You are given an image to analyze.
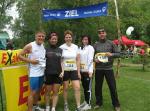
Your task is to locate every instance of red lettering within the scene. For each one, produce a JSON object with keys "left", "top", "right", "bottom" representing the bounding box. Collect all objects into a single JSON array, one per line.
[
  {"left": 16, "top": 53, "right": 20, "bottom": 62},
  {"left": 1, "top": 53, "right": 7, "bottom": 64},
  {"left": 18, "top": 75, "right": 29, "bottom": 105},
  {"left": 12, "top": 55, "right": 15, "bottom": 63}
]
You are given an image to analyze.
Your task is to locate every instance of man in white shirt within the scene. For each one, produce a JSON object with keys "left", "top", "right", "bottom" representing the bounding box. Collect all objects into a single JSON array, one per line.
[{"left": 18, "top": 31, "right": 46, "bottom": 111}]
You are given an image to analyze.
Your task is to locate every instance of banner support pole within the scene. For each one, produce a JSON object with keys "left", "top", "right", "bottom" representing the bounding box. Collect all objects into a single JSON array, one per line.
[{"left": 114, "top": 0, "right": 121, "bottom": 77}]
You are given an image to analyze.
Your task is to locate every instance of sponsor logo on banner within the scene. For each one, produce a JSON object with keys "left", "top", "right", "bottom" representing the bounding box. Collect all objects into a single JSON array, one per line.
[{"left": 0, "top": 50, "right": 27, "bottom": 67}]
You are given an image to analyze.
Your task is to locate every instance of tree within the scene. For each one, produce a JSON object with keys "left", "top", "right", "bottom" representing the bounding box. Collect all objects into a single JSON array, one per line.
[
  {"left": 12, "top": 0, "right": 150, "bottom": 48},
  {"left": 0, "top": 0, "right": 15, "bottom": 31}
]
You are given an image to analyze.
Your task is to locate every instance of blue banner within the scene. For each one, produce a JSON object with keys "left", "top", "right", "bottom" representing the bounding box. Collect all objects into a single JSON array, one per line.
[{"left": 42, "top": 2, "right": 108, "bottom": 20}]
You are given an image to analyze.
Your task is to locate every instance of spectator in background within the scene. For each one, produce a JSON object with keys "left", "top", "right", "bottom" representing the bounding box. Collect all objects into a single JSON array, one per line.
[
  {"left": 139, "top": 47, "right": 145, "bottom": 56},
  {"left": 6, "top": 39, "right": 14, "bottom": 50}
]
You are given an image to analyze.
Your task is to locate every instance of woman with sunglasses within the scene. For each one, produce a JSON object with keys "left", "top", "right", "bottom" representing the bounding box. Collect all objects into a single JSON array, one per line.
[{"left": 45, "top": 32, "right": 64, "bottom": 111}]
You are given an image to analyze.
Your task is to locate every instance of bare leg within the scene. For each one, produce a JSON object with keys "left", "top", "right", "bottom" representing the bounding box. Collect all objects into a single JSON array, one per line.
[
  {"left": 72, "top": 80, "right": 81, "bottom": 107},
  {"left": 45, "top": 85, "right": 52, "bottom": 106},
  {"left": 27, "top": 90, "right": 37, "bottom": 111},
  {"left": 52, "top": 84, "right": 61, "bottom": 108},
  {"left": 63, "top": 81, "right": 69, "bottom": 104}
]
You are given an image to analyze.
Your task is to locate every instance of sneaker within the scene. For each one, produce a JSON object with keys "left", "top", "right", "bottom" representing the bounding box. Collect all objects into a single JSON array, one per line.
[
  {"left": 64, "top": 103, "right": 69, "bottom": 111},
  {"left": 80, "top": 101, "right": 87, "bottom": 108},
  {"left": 75, "top": 105, "right": 84, "bottom": 111},
  {"left": 35, "top": 106, "right": 45, "bottom": 111},
  {"left": 82, "top": 104, "right": 91, "bottom": 110},
  {"left": 51, "top": 107, "right": 56, "bottom": 111},
  {"left": 45, "top": 106, "right": 50, "bottom": 111},
  {"left": 75, "top": 108, "right": 81, "bottom": 111},
  {"left": 94, "top": 105, "right": 101, "bottom": 109},
  {"left": 32, "top": 105, "right": 37, "bottom": 111},
  {"left": 115, "top": 107, "right": 121, "bottom": 111}
]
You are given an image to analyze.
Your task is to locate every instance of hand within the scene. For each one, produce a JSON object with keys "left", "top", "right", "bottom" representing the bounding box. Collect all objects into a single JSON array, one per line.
[
  {"left": 105, "top": 52, "right": 113, "bottom": 57},
  {"left": 95, "top": 58, "right": 100, "bottom": 63},
  {"left": 59, "top": 72, "right": 64, "bottom": 78},
  {"left": 30, "top": 59, "right": 39, "bottom": 65},
  {"left": 78, "top": 72, "right": 81, "bottom": 79},
  {"left": 88, "top": 72, "right": 93, "bottom": 78}
]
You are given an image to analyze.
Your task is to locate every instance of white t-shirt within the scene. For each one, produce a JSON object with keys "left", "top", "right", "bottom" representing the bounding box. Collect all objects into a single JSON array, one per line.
[
  {"left": 79, "top": 45, "right": 94, "bottom": 73},
  {"left": 28, "top": 41, "right": 46, "bottom": 77},
  {"left": 60, "top": 43, "right": 79, "bottom": 71}
]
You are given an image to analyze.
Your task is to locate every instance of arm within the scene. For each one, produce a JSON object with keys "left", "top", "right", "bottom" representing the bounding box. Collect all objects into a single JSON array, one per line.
[
  {"left": 59, "top": 58, "right": 64, "bottom": 78},
  {"left": 111, "top": 43, "right": 120, "bottom": 58},
  {"left": 18, "top": 44, "right": 39, "bottom": 64},
  {"left": 76, "top": 53, "right": 81, "bottom": 79},
  {"left": 93, "top": 44, "right": 101, "bottom": 63},
  {"left": 105, "top": 43, "right": 120, "bottom": 58},
  {"left": 87, "top": 46, "right": 95, "bottom": 77}
]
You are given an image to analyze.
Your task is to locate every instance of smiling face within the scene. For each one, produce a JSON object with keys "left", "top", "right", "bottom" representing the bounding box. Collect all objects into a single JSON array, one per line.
[
  {"left": 82, "top": 36, "right": 89, "bottom": 46},
  {"left": 35, "top": 32, "right": 45, "bottom": 45},
  {"left": 49, "top": 35, "right": 58, "bottom": 45},
  {"left": 65, "top": 34, "right": 72, "bottom": 44},
  {"left": 98, "top": 31, "right": 107, "bottom": 40}
]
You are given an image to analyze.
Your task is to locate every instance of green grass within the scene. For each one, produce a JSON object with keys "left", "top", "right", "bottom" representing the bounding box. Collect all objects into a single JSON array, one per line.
[
  {"left": 1, "top": 62, "right": 150, "bottom": 111},
  {"left": 54, "top": 66, "right": 150, "bottom": 111}
]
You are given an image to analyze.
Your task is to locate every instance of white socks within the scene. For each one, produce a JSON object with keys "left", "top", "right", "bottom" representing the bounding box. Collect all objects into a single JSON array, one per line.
[{"left": 51, "top": 107, "right": 56, "bottom": 111}]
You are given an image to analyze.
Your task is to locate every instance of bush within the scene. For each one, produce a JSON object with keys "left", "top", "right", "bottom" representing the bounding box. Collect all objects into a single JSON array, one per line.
[{"left": 132, "top": 55, "right": 142, "bottom": 64}]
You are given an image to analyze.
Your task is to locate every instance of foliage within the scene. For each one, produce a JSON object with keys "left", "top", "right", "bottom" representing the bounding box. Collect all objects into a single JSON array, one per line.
[
  {"left": 11, "top": 0, "right": 150, "bottom": 48},
  {"left": 118, "top": 0, "right": 150, "bottom": 44},
  {"left": 0, "top": 0, "right": 15, "bottom": 31},
  {"left": 132, "top": 54, "right": 142, "bottom": 64},
  {"left": 131, "top": 54, "right": 150, "bottom": 71}
]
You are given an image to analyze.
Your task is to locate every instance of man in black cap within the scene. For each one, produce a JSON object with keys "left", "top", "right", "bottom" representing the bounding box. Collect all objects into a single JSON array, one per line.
[{"left": 94, "top": 28, "right": 121, "bottom": 111}]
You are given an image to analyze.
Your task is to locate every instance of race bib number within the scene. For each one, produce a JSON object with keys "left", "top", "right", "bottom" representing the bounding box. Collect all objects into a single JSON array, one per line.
[
  {"left": 64, "top": 59, "right": 76, "bottom": 70},
  {"left": 95, "top": 53, "right": 108, "bottom": 63},
  {"left": 80, "top": 63, "right": 86, "bottom": 70}
]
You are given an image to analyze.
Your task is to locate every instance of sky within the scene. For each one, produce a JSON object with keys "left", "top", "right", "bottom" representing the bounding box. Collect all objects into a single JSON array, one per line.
[{"left": 3, "top": 3, "right": 19, "bottom": 39}]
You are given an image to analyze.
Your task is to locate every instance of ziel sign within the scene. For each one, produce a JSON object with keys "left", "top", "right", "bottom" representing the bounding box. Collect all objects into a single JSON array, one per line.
[{"left": 43, "top": 2, "right": 108, "bottom": 20}]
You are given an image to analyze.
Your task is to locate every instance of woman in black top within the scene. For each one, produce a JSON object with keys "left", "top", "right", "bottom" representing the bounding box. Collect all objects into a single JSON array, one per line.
[{"left": 45, "top": 32, "right": 64, "bottom": 111}]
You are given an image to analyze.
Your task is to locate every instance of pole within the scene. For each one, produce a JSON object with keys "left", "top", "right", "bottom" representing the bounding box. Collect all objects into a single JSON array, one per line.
[
  {"left": 39, "top": 0, "right": 43, "bottom": 30},
  {"left": 114, "top": 0, "right": 121, "bottom": 77}
]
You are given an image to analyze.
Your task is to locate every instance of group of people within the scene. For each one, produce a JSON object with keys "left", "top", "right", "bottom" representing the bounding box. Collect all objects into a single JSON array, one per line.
[{"left": 18, "top": 28, "right": 121, "bottom": 111}]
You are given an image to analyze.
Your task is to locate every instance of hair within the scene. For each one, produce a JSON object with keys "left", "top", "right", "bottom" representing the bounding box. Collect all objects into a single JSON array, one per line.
[
  {"left": 35, "top": 30, "right": 46, "bottom": 36},
  {"left": 64, "top": 30, "right": 73, "bottom": 37},
  {"left": 48, "top": 32, "right": 58, "bottom": 40},
  {"left": 81, "top": 35, "right": 91, "bottom": 49}
]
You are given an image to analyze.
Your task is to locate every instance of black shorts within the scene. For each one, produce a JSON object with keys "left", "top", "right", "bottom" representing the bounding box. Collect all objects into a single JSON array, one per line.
[
  {"left": 81, "top": 72, "right": 89, "bottom": 77},
  {"left": 63, "top": 71, "right": 79, "bottom": 81},
  {"left": 45, "top": 74, "right": 62, "bottom": 85}
]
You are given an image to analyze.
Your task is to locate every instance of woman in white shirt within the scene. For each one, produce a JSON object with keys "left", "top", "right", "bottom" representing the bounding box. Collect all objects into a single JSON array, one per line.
[
  {"left": 60, "top": 30, "right": 82, "bottom": 111},
  {"left": 79, "top": 35, "right": 94, "bottom": 110}
]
